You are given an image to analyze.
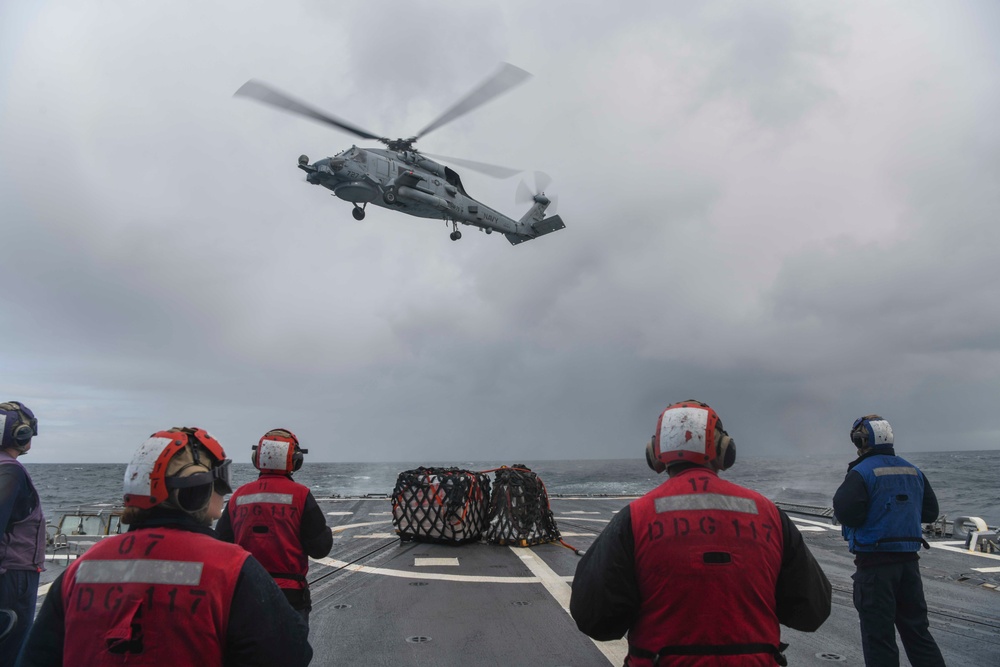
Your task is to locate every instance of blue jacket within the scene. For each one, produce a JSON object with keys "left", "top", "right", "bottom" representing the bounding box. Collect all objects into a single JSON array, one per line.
[{"left": 837, "top": 452, "right": 929, "bottom": 553}]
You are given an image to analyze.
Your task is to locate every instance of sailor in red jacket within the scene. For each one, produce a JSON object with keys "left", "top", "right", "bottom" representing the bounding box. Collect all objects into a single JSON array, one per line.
[
  {"left": 16, "top": 426, "right": 312, "bottom": 667},
  {"left": 216, "top": 429, "right": 333, "bottom": 626},
  {"left": 570, "top": 400, "right": 832, "bottom": 666}
]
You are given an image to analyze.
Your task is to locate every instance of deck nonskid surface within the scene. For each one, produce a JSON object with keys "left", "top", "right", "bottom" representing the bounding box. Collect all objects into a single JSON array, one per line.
[
  {"left": 35, "top": 497, "right": 1000, "bottom": 666},
  {"left": 305, "top": 497, "right": 1000, "bottom": 666}
]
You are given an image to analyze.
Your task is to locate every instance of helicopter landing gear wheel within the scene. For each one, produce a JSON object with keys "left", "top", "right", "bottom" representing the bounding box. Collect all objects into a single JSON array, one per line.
[
  {"left": 352, "top": 205, "right": 365, "bottom": 221},
  {"left": 485, "top": 227, "right": 492, "bottom": 235},
  {"left": 383, "top": 187, "right": 397, "bottom": 205},
  {"left": 450, "top": 231, "right": 462, "bottom": 241}
]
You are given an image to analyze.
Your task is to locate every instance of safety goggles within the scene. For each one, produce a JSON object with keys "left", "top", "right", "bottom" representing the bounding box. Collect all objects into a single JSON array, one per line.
[{"left": 166, "top": 458, "right": 233, "bottom": 496}]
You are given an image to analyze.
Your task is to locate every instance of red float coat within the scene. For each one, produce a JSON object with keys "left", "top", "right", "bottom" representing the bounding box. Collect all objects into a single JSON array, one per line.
[
  {"left": 226, "top": 474, "right": 309, "bottom": 590},
  {"left": 627, "top": 468, "right": 784, "bottom": 666},
  {"left": 59, "top": 527, "right": 249, "bottom": 666}
]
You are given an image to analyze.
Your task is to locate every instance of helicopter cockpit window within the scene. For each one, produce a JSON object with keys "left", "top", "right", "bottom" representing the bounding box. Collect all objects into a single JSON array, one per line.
[{"left": 350, "top": 148, "right": 367, "bottom": 165}]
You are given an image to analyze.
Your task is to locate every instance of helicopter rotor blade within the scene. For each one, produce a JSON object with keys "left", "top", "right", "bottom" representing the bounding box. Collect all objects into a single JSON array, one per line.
[
  {"left": 414, "top": 63, "right": 532, "bottom": 141},
  {"left": 421, "top": 153, "right": 522, "bottom": 179},
  {"left": 515, "top": 180, "right": 535, "bottom": 205},
  {"left": 516, "top": 171, "right": 557, "bottom": 212},
  {"left": 234, "top": 80, "right": 384, "bottom": 142},
  {"left": 533, "top": 171, "right": 552, "bottom": 194}
]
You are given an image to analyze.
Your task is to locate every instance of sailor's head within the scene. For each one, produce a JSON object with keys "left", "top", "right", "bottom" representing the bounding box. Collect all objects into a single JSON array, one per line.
[
  {"left": 252, "top": 428, "right": 307, "bottom": 475},
  {"left": 0, "top": 401, "right": 38, "bottom": 456},
  {"left": 850, "top": 415, "right": 893, "bottom": 454},
  {"left": 645, "top": 400, "right": 736, "bottom": 475},
  {"left": 122, "top": 427, "right": 233, "bottom": 525}
]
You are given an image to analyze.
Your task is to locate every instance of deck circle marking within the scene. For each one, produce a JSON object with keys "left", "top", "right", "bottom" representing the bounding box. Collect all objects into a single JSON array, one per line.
[{"left": 816, "top": 653, "right": 846, "bottom": 661}]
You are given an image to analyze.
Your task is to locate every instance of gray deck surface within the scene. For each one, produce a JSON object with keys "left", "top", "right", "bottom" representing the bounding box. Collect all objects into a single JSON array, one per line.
[
  {"left": 302, "top": 497, "right": 1000, "bottom": 666},
  {"left": 36, "top": 497, "right": 1000, "bottom": 665}
]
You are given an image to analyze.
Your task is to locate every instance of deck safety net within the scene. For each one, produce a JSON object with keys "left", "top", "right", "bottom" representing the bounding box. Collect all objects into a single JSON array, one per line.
[
  {"left": 484, "top": 465, "right": 562, "bottom": 547},
  {"left": 391, "top": 467, "right": 491, "bottom": 544}
]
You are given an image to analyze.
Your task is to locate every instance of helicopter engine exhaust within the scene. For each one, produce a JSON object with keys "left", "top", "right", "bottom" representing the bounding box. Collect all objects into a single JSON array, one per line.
[{"left": 396, "top": 186, "right": 450, "bottom": 212}]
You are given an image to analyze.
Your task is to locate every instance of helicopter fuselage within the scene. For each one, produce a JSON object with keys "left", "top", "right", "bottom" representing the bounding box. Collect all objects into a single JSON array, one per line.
[{"left": 300, "top": 147, "right": 524, "bottom": 237}]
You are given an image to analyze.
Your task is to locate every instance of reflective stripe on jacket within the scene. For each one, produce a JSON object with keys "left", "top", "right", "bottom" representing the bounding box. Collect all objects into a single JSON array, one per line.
[
  {"left": 842, "top": 454, "right": 926, "bottom": 553},
  {"left": 60, "top": 527, "right": 249, "bottom": 666},
  {"left": 227, "top": 474, "right": 309, "bottom": 589},
  {"left": 628, "top": 469, "right": 784, "bottom": 666}
]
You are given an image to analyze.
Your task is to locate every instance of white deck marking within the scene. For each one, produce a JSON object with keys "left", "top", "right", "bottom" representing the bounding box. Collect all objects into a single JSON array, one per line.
[
  {"left": 354, "top": 533, "right": 396, "bottom": 539},
  {"left": 560, "top": 532, "right": 597, "bottom": 537},
  {"left": 313, "top": 556, "right": 542, "bottom": 583},
  {"left": 973, "top": 566, "right": 1000, "bottom": 573},
  {"left": 553, "top": 517, "right": 610, "bottom": 523},
  {"left": 370, "top": 511, "right": 393, "bottom": 516},
  {"left": 789, "top": 516, "right": 840, "bottom": 531},
  {"left": 326, "top": 511, "right": 354, "bottom": 516},
  {"left": 511, "top": 546, "right": 628, "bottom": 666},
  {"left": 414, "top": 557, "right": 460, "bottom": 567},
  {"left": 38, "top": 582, "right": 52, "bottom": 596},
  {"left": 563, "top": 511, "right": 601, "bottom": 515},
  {"left": 330, "top": 520, "right": 393, "bottom": 533},
  {"left": 928, "top": 542, "right": 1000, "bottom": 561},
  {"left": 796, "top": 526, "right": 827, "bottom": 532}
]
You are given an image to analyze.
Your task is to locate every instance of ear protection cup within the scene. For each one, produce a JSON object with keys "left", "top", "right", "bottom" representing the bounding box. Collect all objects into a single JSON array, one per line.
[
  {"left": 0, "top": 401, "right": 37, "bottom": 448},
  {"left": 292, "top": 450, "right": 304, "bottom": 472},
  {"left": 646, "top": 436, "right": 666, "bottom": 474},
  {"left": 851, "top": 429, "right": 866, "bottom": 448},
  {"left": 173, "top": 483, "right": 214, "bottom": 513},
  {"left": 716, "top": 431, "right": 736, "bottom": 470}
]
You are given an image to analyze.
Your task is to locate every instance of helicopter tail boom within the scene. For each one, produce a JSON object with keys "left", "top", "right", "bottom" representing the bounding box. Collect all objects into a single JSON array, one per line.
[{"left": 505, "top": 200, "right": 566, "bottom": 245}]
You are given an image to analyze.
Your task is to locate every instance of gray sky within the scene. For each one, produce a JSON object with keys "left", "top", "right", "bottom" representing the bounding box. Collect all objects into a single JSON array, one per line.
[{"left": 2, "top": 1, "right": 998, "bottom": 463}]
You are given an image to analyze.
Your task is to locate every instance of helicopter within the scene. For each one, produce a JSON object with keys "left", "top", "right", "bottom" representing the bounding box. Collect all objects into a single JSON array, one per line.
[{"left": 234, "top": 63, "right": 565, "bottom": 244}]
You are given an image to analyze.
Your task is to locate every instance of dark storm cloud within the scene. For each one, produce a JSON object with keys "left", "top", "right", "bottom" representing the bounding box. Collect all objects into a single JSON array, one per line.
[{"left": 2, "top": 1, "right": 998, "bottom": 463}]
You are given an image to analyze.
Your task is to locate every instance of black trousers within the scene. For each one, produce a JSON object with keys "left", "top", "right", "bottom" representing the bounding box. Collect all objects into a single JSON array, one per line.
[
  {"left": 0, "top": 569, "right": 39, "bottom": 665},
  {"left": 852, "top": 560, "right": 946, "bottom": 667}
]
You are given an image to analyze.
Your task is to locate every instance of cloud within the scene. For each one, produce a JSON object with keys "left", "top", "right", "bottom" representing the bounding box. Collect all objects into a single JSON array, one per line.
[{"left": 2, "top": 0, "right": 998, "bottom": 462}]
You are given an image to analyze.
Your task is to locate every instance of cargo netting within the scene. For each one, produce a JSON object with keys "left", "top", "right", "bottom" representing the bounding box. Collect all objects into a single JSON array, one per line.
[
  {"left": 391, "top": 467, "right": 491, "bottom": 544},
  {"left": 484, "top": 465, "right": 562, "bottom": 547}
]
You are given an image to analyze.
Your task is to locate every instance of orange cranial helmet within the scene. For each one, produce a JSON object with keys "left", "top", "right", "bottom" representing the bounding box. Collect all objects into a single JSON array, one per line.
[
  {"left": 645, "top": 400, "right": 736, "bottom": 474},
  {"left": 123, "top": 427, "right": 232, "bottom": 510},
  {"left": 252, "top": 428, "right": 307, "bottom": 474}
]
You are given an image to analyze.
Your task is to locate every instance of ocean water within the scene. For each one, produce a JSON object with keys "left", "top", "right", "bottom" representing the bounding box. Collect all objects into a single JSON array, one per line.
[{"left": 23, "top": 450, "right": 1000, "bottom": 528}]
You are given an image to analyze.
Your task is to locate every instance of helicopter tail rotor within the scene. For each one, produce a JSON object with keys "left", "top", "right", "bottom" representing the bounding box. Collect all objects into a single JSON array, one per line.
[{"left": 515, "top": 171, "right": 557, "bottom": 214}]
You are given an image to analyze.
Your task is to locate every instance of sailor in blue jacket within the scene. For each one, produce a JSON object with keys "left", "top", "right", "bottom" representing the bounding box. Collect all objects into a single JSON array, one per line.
[{"left": 833, "top": 414, "right": 945, "bottom": 667}]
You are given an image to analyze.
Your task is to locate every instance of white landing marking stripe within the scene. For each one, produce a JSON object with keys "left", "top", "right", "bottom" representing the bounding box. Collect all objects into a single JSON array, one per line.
[
  {"left": 326, "top": 511, "right": 354, "bottom": 516},
  {"left": 973, "top": 566, "right": 1000, "bottom": 573},
  {"left": 313, "top": 556, "right": 541, "bottom": 583},
  {"left": 511, "top": 546, "right": 628, "bottom": 666},
  {"left": 797, "top": 526, "right": 827, "bottom": 533},
  {"left": 553, "top": 517, "right": 610, "bottom": 523},
  {"left": 330, "top": 520, "right": 393, "bottom": 533},
  {"left": 789, "top": 517, "right": 840, "bottom": 531},
  {"left": 560, "top": 532, "right": 597, "bottom": 537},
  {"left": 928, "top": 542, "right": 1000, "bottom": 561},
  {"left": 563, "top": 511, "right": 601, "bottom": 515},
  {"left": 414, "top": 557, "right": 459, "bottom": 567},
  {"left": 370, "top": 511, "right": 393, "bottom": 516},
  {"left": 38, "top": 582, "right": 52, "bottom": 596},
  {"left": 354, "top": 533, "right": 396, "bottom": 539}
]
